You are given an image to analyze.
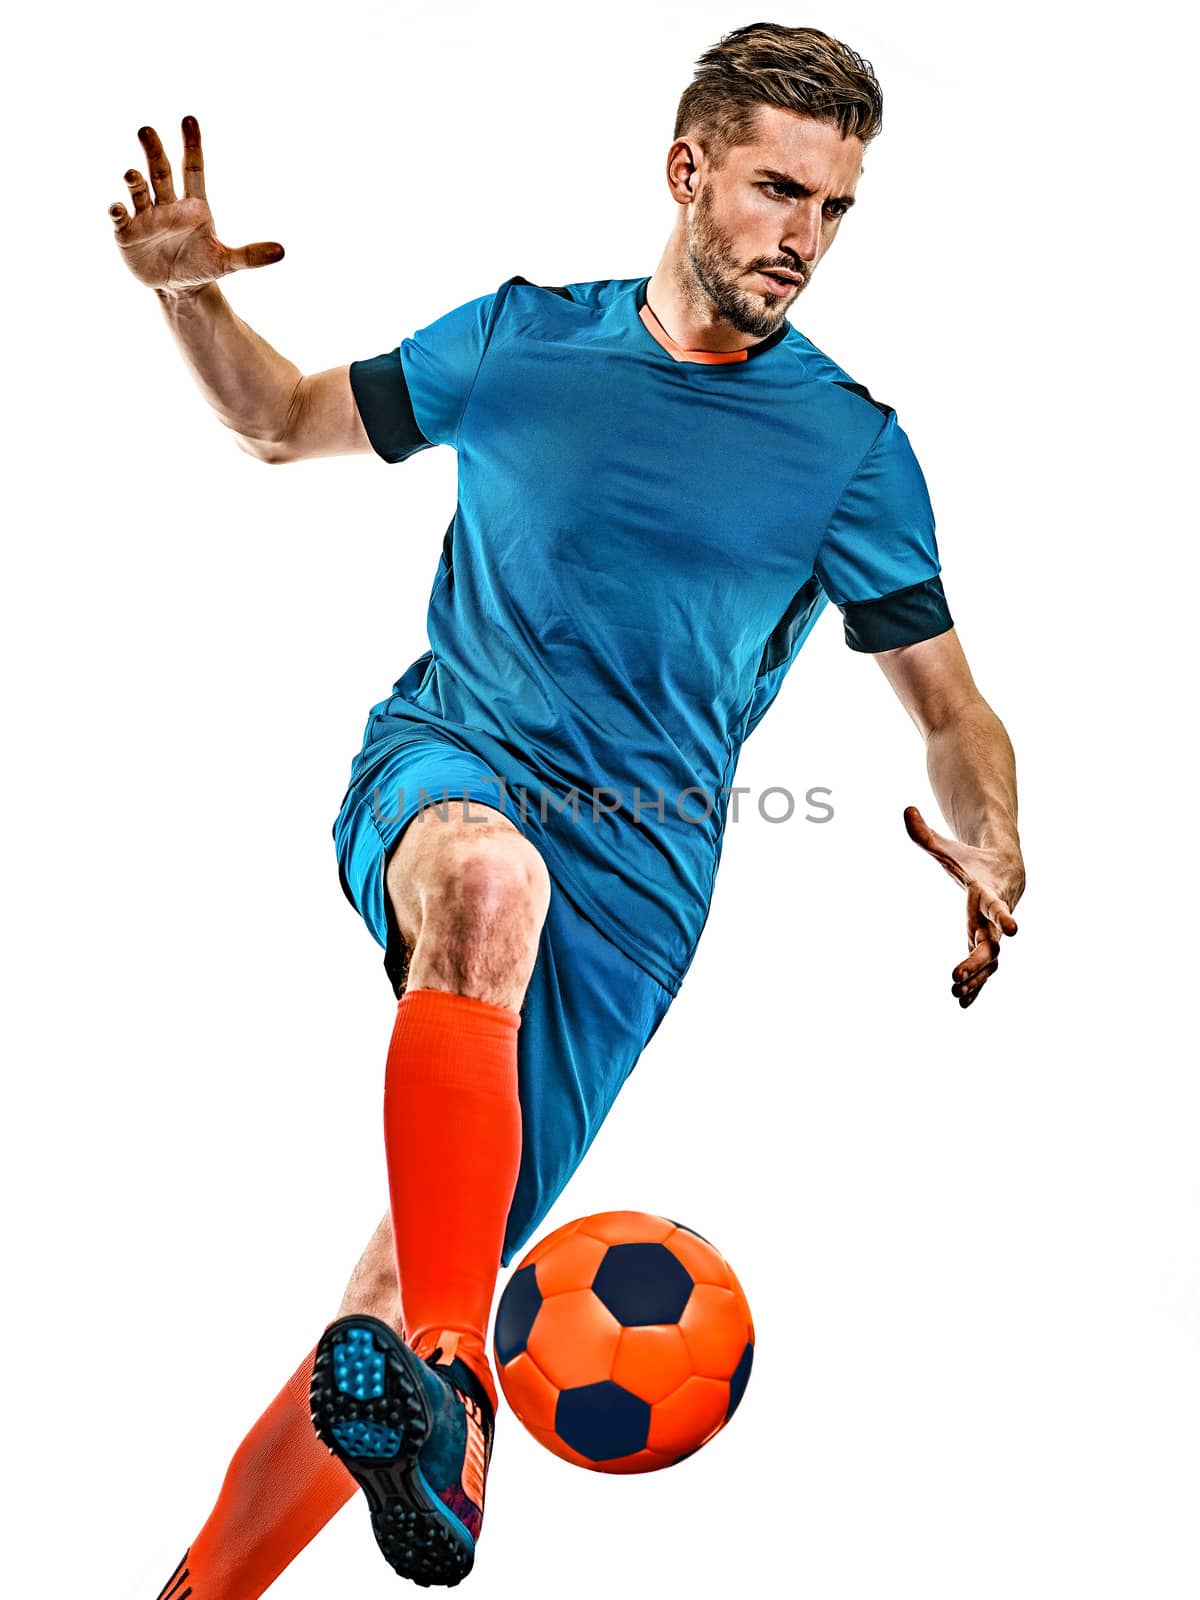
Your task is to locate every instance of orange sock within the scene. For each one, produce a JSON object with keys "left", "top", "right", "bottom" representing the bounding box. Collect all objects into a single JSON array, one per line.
[
  {"left": 384, "top": 987, "right": 523, "bottom": 1412},
  {"left": 170, "top": 1346, "right": 356, "bottom": 1600}
]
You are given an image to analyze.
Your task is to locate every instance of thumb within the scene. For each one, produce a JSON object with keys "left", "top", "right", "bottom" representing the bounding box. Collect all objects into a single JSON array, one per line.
[
  {"left": 903, "top": 805, "right": 941, "bottom": 852},
  {"left": 228, "top": 241, "right": 285, "bottom": 272},
  {"left": 904, "top": 803, "right": 971, "bottom": 888}
]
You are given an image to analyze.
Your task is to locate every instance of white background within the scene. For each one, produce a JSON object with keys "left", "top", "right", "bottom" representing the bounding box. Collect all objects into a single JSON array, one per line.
[{"left": 4, "top": 1, "right": 1196, "bottom": 1596}]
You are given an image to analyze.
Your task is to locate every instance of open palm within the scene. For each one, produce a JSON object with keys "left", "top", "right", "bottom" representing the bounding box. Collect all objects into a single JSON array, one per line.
[{"left": 109, "top": 117, "right": 283, "bottom": 293}]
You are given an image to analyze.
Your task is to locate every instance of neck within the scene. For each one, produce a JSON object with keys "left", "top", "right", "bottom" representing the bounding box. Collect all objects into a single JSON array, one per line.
[{"left": 645, "top": 236, "right": 767, "bottom": 355}]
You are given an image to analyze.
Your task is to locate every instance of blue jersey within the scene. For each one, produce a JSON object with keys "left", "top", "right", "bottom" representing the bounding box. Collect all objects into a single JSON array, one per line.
[{"left": 346, "top": 274, "right": 952, "bottom": 996}]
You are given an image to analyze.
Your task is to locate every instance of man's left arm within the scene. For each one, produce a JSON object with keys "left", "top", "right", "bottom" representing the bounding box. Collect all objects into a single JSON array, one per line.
[{"left": 874, "top": 626, "right": 1025, "bottom": 1009}]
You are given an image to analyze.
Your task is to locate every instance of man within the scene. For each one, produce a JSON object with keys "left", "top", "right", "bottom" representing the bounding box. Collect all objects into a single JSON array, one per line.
[{"left": 115, "top": 22, "right": 1024, "bottom": 1598}]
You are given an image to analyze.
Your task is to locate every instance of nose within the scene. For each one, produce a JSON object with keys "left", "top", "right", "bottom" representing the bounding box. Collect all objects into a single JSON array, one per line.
[{"left": 781, "top": 200, "right": 823, "bottom": 266}]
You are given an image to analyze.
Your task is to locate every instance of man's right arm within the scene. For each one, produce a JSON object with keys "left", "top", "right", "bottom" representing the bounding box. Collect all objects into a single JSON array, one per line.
[
  {"left": 112, "top": 116, "right": 370, "bottom": 465},
  {"left": 155, "top": 283, "right": 369, "bottom": 463}
]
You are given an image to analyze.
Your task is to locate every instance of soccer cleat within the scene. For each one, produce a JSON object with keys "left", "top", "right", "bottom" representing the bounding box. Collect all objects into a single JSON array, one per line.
[{"left": 309, "top": 1316, "right": 494, "bottom": 1588}]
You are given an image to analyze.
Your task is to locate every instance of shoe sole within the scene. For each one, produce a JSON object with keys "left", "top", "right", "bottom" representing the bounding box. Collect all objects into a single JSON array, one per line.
[{"left": 311, "top": 1315, "right": 476, "bottom": 1588}]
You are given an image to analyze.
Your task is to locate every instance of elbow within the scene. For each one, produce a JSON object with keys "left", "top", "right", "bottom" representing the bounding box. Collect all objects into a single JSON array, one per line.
[
  {"left": 235, "top": 377, "right": 308, "bottom": 464},
  {"left": 235, "top": 432, "right": 295, "bottom": 465}
]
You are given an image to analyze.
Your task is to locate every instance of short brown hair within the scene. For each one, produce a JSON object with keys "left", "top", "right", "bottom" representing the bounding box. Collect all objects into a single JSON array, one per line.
[{"left": 674, "top": 23, "right": 883, "bottom": 163}]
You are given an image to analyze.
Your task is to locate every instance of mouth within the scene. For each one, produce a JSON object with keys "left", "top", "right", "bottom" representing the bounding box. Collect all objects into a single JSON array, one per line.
[{"left": 757, "top": 269, "right": 803, "bottom": 296}]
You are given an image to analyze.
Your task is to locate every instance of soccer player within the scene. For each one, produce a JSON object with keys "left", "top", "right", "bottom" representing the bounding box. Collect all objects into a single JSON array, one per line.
[{"left": 114, "top": 23, "right": 1024, "bottom": 1598}]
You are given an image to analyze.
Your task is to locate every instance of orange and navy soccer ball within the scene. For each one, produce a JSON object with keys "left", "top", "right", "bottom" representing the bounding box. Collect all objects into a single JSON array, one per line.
[{"left": 492, "top": 1210, "right": 754, "bottom": 1473}]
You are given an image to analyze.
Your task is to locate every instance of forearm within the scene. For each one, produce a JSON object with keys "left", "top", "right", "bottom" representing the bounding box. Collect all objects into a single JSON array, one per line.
[
  {"left": 155, "top": 283, "right": 301, "bottom": 458},
  {"left": 925, "top": 699, "right": 1020, "bottom": 861}
]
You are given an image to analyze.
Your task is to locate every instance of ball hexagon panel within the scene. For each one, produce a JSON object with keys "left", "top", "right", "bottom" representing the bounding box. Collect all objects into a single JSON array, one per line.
[
  {"left": 534, "top": 1230, "right": 608, "bottom": 1297},
  {"left": 678, "top": 1283, "right": 747, "bottom": 1378},
  {"left": 526, "top": 1289, "right": 622, "bottom": 1390},
  {"left": 611, "top": 1323, "right": 693, "bottom": 1404},
  {"left": 663, "top": 1226, "right": 733, "bottom": 1289},
  {"left": 523, "top": 1217, "right": 585, "bottom": 1267},
  {"left": 577, "top": 1210, "right": 674, "bottom": 1246},
  {"left": 645, "top": 1375, "right": 730, "bottom": 1457},
  {"left": 493, "top": 1263, "right": 542, "bottom": 1364},
  {"left": 556, "top": 1380, "right": 651, "bottom": 1462},
  {"left": 499, "top": 1351, "right": 560, "bottom": 1431},
  {"left": 592, "top": 1242, "right": 694, "bottom": 1327}
]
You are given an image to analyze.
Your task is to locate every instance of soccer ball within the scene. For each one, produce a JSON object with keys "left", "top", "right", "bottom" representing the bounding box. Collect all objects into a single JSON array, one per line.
[{"left": 492, "top": 1210, "right": 754, "bottom": 1473}]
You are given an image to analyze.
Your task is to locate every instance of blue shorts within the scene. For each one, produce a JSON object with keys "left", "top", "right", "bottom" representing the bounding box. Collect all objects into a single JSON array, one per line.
[{"left": 333, "top": 736, "right": 675, "bottom": 1266}]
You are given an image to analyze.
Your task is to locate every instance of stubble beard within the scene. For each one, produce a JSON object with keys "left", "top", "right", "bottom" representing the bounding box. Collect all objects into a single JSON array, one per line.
[{"left": 680, "top": 184, "right": 805, "bottom": 339}]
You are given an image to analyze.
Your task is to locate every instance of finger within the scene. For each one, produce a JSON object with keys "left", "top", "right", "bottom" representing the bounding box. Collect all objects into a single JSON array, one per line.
[
  {"left": 979, "top": 890, "right": 1018, "bottom": 938},
  {"left": 953, "top": 958, "right": 997, "bottom": 999},
  {"left": 138, "top": 124, "right": 177, "bottom": 204},
  {"left": 181, "top": 114, "right": 206, "bottom": 201},
  {"left": 968, "top": 895, "right": 1016, "bottom": 953},
  {"left": 953, "top": 939, "right": 998, "bottom": 985},
  {"left": 966, "top": 880, "right": 984, "bottom": 948},
  {"left": 125, "top": 167, "right": 152, "bottom": 213},
  {"left": 953, "top": 933, "right": 998, "bottom": 995},
  {"left": 903, "top": 805, "right": 941, "bottom": 852},
  {"left": 904, "top": 804, "right": 971, "bottom": 888},
  {"left": 227, "top": 240, "right": 286, "bottom": 272},
  {"left": 109, "top": 200, "right": 131, "bottom": 231}
]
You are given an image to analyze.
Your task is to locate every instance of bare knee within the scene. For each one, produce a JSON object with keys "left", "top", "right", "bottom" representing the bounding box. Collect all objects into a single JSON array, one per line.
[
  {"left": 393, "top": 829, "right": 551, "bottom": 1010},
  {"left": 438, "top": 834, "right": 550, "bottom": 929}
]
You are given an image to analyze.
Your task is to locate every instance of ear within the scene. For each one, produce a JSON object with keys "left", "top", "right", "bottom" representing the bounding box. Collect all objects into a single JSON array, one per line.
[{"left": 665, "top": 138, "right": 701, "bottom": 206}]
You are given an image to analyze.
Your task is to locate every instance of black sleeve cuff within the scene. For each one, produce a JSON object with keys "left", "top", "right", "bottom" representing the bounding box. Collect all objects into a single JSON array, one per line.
[
  {"left": 349, "top": 350, "right": 433, "bottom": 463},
  {"left": 840, "top": 574, "right": 954, "bottom": 652}
]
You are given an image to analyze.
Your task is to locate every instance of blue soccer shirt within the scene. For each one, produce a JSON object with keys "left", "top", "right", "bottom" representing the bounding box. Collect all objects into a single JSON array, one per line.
[{"left": 345, "top": 274, "right": 952, "bottom": 995}]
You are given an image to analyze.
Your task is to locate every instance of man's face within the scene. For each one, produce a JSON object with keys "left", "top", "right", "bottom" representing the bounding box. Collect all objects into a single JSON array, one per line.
[{"left": 684, "top": 106, "right": 865, "bottom": 337}]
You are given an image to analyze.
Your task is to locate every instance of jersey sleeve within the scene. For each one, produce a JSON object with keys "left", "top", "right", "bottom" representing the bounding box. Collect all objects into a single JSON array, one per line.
[
  {"left": 349, "top": 289, "right": 498, "bottom": 462},
  {"left": 814, "top": 408, "right": 954, "bottom": 652}
]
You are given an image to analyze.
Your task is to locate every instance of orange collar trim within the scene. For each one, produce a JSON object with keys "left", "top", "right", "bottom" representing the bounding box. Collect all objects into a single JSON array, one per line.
[{"left": 637, "top": 303, "right": 749, "bottom": 364}]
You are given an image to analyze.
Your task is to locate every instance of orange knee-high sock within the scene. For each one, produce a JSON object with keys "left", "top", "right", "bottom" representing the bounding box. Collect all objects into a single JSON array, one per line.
[
  {"left": 384, "top": 987, "right": 523, "bottom": 1413},
  {"left": 171, "top": 1346, "right": 356, "bottom": 1600}
]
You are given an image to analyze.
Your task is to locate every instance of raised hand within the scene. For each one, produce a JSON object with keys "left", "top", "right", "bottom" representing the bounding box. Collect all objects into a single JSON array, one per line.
[
  {"left": 903, "top": 804, "right": 1023, "bottom": 1010},
  {"left": 109, "top": 116, "right": 284, "bottom": 295}
]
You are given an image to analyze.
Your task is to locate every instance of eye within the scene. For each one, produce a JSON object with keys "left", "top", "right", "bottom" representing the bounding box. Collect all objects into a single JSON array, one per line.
[
  {"left": 823, "top": 201, "right": 849, "bottom": 220},
  {"left": 758, "top": 181, "right": 793, "bottom": 200}
]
